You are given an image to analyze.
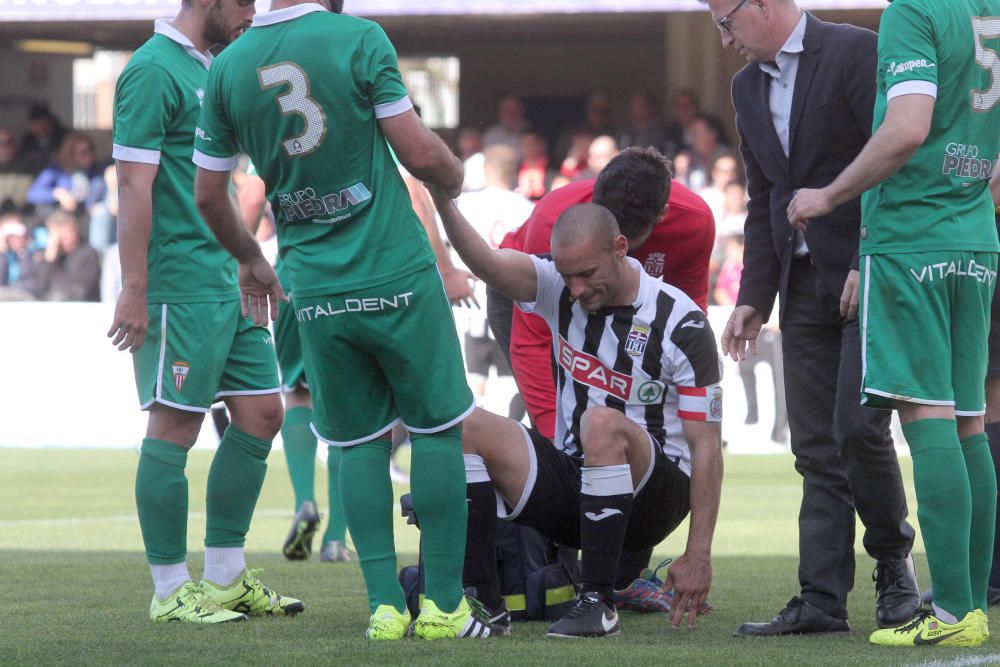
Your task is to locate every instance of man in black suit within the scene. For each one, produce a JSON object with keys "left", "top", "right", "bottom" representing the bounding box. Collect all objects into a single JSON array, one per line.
[{"left": 705, "top": 0, "right": 920, "bottom": 635}]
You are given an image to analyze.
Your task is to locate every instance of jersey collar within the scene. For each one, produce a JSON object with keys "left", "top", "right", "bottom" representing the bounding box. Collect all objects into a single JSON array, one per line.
[
  {"left": 154, "top": 19, "right": 213, "bottom": 69},
  {"left": 252, "top": 3, "right": 327, "bottom": 27}
]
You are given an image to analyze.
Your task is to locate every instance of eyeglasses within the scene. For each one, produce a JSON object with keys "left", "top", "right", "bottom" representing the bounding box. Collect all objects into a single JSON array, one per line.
[{"left": 715, "top": 0, "right": 749, "bottom": 34}]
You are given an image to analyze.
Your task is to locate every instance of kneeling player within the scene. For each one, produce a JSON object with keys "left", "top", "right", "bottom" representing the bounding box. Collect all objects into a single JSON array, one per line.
[{"left": 431, "top": 193, "right": 724, "bottom": 638}]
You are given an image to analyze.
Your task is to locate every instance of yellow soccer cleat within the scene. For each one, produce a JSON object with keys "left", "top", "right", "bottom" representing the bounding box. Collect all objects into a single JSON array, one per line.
[
  {"left": 149, "top": 581, "right": 247, "bottom": 624},
  {"left": 366, "top": 604, "right": 411, "bottom": 641},
  {"left": 976, "top": 608, "right": 989, "bottom": 642},
  {"left": 414, "top": 597, "right": 502, "bottom": 640},
  {"left": 200, "top": 568, "right": 304, "bottom": 617},
  {"left": 869, "top": 608, "right": 985, "bottom": 647}
]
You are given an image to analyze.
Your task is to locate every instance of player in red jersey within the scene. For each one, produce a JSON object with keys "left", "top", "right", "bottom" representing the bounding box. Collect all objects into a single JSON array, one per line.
[{"left": 489, "top": 147, "right": 715, "bottom": 441}]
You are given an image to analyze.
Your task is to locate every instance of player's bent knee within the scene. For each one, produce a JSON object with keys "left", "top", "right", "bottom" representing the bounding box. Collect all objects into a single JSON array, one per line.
[{"left": 580, "top": 406, "right": 627, "bottom": 448}]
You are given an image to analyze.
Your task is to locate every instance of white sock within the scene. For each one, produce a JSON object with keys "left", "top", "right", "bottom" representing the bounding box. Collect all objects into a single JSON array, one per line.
[
  {"left": 150, "top": 562, "right": 192, "bottom": 601},
  {"left": 202, "top": 547, "right": 246, "bottom": 586},
  {"left": 932, "top": 603, "right": 959, "bottom": 625}
]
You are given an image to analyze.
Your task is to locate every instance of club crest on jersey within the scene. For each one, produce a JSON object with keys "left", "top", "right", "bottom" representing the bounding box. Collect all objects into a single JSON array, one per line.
[
  {"left": 643, "top": 253, "right": 665, "bottom": 277},
  {"left": 172, "top": 361, "right": 190, "bottom": 392},
  {"left": 625, "top": 325, "right": 650, "bottom": 358}
]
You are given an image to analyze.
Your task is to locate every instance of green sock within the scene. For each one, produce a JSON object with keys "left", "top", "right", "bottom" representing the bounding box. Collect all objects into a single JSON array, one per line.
[
  {"left": 205, "top": 426, "right": 272, "bottom": 547},
  {"left": 409, "top": 426, "right": 467, "bottom": 613},
  {"left": 281, "top": 406, "right": 318, "bottom": 510},
  {"left": 961, "top": 431, "right": 997, "bottom": 611},
  {"left": 136, "top": 438, "right": 189, "bottom": 565},
  {"left": 340, "top": 439, "right": 405, "bottom": 614},
  {"left": 902, "top": 418, "right": 973, "bottom": 619},
  {"left": 322, "top": 445, "right": 348, "bottom": 544}
]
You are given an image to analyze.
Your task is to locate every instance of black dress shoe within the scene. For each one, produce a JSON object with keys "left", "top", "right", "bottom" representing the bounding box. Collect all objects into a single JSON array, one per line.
[
  {"left": 874, "top": 555, "right": 921, "bottom": 628},
  {"left": 735, "top": 597, "right": 850, "bottom": 636}
]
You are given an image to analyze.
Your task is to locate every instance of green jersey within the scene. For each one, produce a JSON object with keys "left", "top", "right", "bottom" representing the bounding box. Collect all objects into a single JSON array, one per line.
[
  {"left": 193, "top": 5, "right": 435, "bottom": 298},
  {"left": 860, "top": 0, "right": 1000, "bottom": 255},
  {"left": 113, "top": 20, "right": 238, "bottom": 303}
]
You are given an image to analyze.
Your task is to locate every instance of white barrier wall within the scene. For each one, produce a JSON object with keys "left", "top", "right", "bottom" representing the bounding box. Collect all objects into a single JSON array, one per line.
[{"left": 0, "top": 302, "right": 786, "bottom": 451}]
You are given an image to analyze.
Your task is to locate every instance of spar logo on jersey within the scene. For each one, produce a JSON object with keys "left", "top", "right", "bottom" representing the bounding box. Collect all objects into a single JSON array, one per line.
[
  {"left": 643, "top": 253, "right": 666, "bottom": 277},
  {"left": 625, "top": 325, "right": 650, "bottom": 357},
  {"left": 887, "top": 58, "right": 935, "bottom": 77},
  {"left": 172, "top": 361, "right": 190, "bottom": 392},
  {"left": 557, "top": 336, "right": 665, "bottom": 405}
]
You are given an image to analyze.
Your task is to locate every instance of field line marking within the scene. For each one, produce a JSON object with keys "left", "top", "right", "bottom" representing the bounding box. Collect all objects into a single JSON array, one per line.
[{"left": 906, "top": 654, "right": 1000, "bottom": 667}]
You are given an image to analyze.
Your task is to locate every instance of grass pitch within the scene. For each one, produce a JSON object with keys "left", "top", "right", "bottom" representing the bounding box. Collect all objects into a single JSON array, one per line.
[{"left": 0, "top": 448, "right": 994, "bottom": 666}]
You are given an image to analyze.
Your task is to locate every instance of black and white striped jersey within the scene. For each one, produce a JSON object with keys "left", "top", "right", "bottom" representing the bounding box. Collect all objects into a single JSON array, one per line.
[{"left": 517, "top": 255, "right": 722, "bottom": 476}]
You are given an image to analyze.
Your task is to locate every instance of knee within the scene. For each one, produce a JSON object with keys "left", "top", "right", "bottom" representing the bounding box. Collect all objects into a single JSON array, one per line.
[
  {"left": 580, "top": 406, "right": 626, "bottom": 457},
  {"left": 230, "top": 394, "right": 283, "bottom": 441},
  {"left": 461, "top": 409, "right": 488, "bottom": 454},
  {"left": 146, "top": 406, "right": 202, "bottom": 448}
]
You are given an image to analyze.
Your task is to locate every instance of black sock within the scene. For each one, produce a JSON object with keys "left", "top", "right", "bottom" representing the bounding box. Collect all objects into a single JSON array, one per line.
[
  {"left": 579, "top": 464, "right": 633, "bottom": 604},
  {"left": 614, "top": 547, "right": 653, "bottom": 589},
  {"left": 463, "top": 478, "right": 503, "bottom": 610},
  {"left": 986, "top": 420, "right": 1000, "bottom": 589}
]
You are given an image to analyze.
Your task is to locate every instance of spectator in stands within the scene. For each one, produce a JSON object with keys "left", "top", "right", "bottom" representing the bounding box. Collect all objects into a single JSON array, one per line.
[
  {"left": 683, "top": 114, "right": 730, "bottom": 192},
  {"left": 19, "top": 104, "right": 67, "bottom": 173},
  {"left": 556, "top": 128, "right": 595, "bottom": 187},
  {"left": 26, "top": 133, "right": 108, "bottom": 229},
  {"left": 483, "top": 94, "right": 526, "bottom": 158},
  {"left": 516, "top": 125, "right": 555, "bottom": 201},
  {"left": 664, "top": 89, "right": 701, "bottom": 157},
  {"left": 35, "top": 209, "right": 100, "bottom": 302},
  {"left": 459, "top": 127, "right": 487, "bottom": 192},
  {"left": 555, "top": 92, "right": 614, "bottom": 167},
  {"left": 0, "top": 128, "right": 34, "bottom": 211},
  {"left": 618, "top": 92, "right": 668, "bottom": 153},
  {"left": 720, "top": 180, "right": 749, "bottom": 237},
  {"left": 577, "top": 135, "right": 620, "bottom": 181},
  {"left": 699, "top": 153, "right": 742, "bottom": 225},
  {"left": 0, "top": 212, "right": 41, "bottom": 300}
]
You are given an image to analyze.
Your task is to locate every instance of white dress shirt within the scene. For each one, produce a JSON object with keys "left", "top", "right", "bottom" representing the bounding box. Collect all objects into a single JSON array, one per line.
[{"left": 760, "top": 13, "right": 809, "bottom": 256}]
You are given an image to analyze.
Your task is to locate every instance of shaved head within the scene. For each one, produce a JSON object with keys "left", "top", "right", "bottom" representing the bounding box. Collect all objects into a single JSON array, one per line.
[{"left": 551, "top": 203, "right": 621, "bottom": 253}]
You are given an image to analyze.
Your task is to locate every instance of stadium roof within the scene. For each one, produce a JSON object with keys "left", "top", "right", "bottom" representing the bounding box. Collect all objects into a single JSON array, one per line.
[{"left": 0, "top": 0, "right": 886, "bottom": 22}]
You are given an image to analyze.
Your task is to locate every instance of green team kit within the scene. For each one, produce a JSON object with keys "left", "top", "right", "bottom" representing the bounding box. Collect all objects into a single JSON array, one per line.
[
  {"left": 859, "top": 0, "right": 1000, "bottom": 414},
  {"left": 193, "top": 5, "right": 472, "bottom": 444},
  {"left": 193, "top": 4, "right": 478, "bottom": 635},
  {"left": 114, "top": 18, "right": 300, "bottom": 624},
  {"left": 113, "top": 21, "right": 279, "bottom": 412}
]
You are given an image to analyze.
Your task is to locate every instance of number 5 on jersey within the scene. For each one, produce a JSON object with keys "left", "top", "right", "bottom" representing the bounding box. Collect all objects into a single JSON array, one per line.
[{"left": 258, "top": 62, "right": 327, "bottom": 157}]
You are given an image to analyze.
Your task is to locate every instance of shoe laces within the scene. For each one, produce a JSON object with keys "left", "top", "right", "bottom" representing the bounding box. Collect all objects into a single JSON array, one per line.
[
  {"left": 894, "top": 608, "right": 932, "bottom": 634},
  {"left": 245, "top": 568, "right": 276, "bottom": 600},
  {"left": 646, "top": 557, "right": 673, "bottom": 586},
  {"left": 562, "top": 592, "right": 606, "bottom": 621}
]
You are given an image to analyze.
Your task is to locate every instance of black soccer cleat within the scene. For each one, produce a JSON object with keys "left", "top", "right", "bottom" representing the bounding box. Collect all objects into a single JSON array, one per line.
[
  {"left": 282, "top": 500, "right": 321, "bottom": 560},
  {"left": 545, "top": 591, "right": 620, "bottom": 638}
]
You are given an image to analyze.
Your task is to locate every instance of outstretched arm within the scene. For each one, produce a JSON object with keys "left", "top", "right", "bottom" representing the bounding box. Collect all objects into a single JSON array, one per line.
[{"left": 428, "top": 186, "right": 538, "bottom": 304}]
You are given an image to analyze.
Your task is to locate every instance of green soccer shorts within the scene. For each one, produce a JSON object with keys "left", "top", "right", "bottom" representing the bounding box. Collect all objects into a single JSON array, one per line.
[
  {"left": 860, "top": 251, "right": 998, "bottom": 415},
  {"left": 133, "top": 300, "right": 281, "bottom": 412},
  {"left": 273, "top": 293, "right": 308, "bottom": 393},
  {"left": 293, "top": 264, "right": 475, "bottom": 446}
]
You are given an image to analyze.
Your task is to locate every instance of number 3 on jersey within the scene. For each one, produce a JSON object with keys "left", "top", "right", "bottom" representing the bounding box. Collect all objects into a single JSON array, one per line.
[{"left": 258, "top": 62, "right": 327, "bottom": 157}]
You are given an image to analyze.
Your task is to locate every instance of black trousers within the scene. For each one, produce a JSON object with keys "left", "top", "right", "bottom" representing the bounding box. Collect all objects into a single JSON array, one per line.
[{"left": 781, "top": 257, "right": 914, "bottom": 619}]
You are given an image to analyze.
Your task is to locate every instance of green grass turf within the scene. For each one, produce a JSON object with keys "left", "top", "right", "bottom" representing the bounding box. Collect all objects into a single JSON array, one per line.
[{"left": 0, "top": 448, "right": 994, "bottom": 666}]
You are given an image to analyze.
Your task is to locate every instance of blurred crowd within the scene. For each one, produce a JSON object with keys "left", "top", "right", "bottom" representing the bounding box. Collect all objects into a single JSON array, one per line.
[{"left": 0, "top": 90, "right": 748, "bottom": 307}]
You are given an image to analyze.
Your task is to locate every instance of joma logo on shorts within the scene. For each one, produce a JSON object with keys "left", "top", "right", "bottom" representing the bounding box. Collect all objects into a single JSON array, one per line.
[
  {"left": 909, "top": 260, "right": 997, "bottom": 285},
  {"left": 296, "top": 292, "right": 414, "bottom": 321}
]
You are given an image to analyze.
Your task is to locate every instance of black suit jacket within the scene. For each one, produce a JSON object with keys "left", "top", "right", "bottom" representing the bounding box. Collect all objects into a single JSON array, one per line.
[{"left": 733, "top": 13, "right": 877, "bottom": 323}]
